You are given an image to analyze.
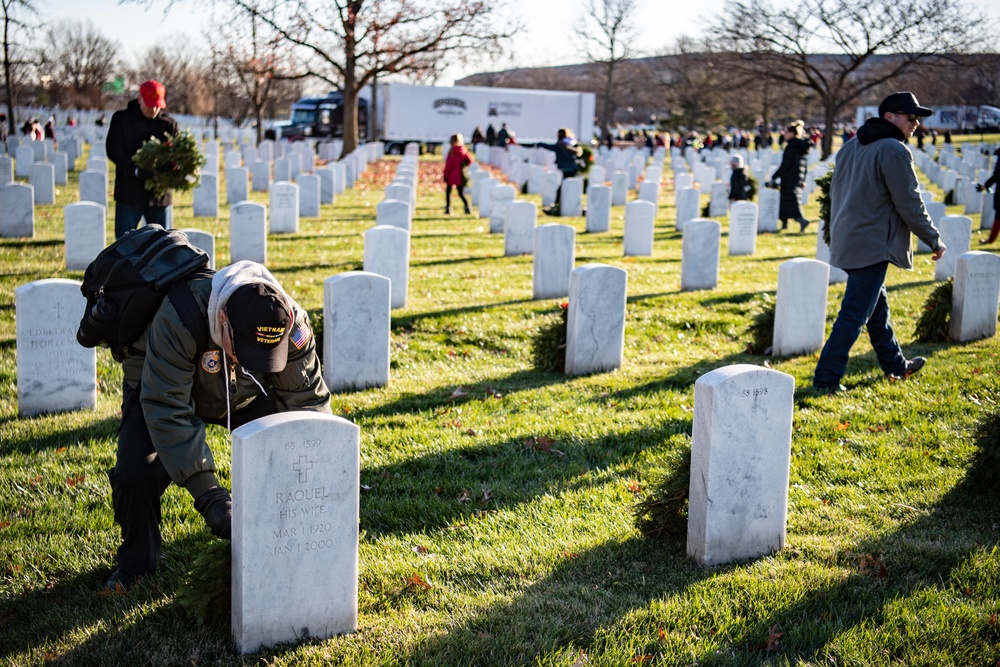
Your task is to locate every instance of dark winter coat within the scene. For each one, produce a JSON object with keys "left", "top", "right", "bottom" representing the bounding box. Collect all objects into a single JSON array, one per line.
[
  {"left": 538, "top": 139, "right": 582, "bottom": 176},
  {"left": 772, "top": 137, "right": 811, "bottom": 220},
  {"left": 443, "top": 144, "right": 472, "bottom": 186},
  {"left": 729, "top": 167, "right": 750, "bottom": 202},
  {"left": 106, "top": 99, "right": 179, "bottom": 207},
  {"left": 982, "top": 147, "right": 1000, "bottom": 215}
]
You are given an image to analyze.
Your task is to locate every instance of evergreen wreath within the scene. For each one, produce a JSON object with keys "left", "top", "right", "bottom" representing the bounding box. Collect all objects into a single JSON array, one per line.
[
  {"left": 633, "top": 445, "right": 691, "bottom": 540},
  {"left": 133, "top": 130, "right": 206, "bottom": 199},
  {"left": 745, "top": 292, "right": 776, "bottom": 354},
  {"left": 913, "top": 279, "right": 953, "bottom": 343},
  {"left": 816, "top": 168, "right": 834, "bottom": 246},
  {"left": 531, "top": 301, "right": 568, "bottom": 372}
]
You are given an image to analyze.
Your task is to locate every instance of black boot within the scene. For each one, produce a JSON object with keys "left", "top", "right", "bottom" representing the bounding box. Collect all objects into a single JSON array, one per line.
[
  {"left": 780, "top": 218, "right": 788, "bottom": 231},
  {"left": 798, "top": 217, "right": 810, "bottom": 232}
]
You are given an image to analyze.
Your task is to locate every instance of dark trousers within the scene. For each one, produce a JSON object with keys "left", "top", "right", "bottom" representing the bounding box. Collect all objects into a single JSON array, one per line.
[
  {"left": 109, "top": 381, "right": 278, "bottom": 576},
  {"left": 813, "top": 261, "right": 907, "bottom": 387},
  {"left": 445, "top": 184, "right": 468, "bottom": 210},
  {"left": 114, "top": 202, "right": 169, "bottom": 239}
]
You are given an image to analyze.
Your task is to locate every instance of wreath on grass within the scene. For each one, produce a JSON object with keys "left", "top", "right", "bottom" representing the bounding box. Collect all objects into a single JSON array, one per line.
[{"left": 133, "top": 130, "right": 206, "bottom": 199}]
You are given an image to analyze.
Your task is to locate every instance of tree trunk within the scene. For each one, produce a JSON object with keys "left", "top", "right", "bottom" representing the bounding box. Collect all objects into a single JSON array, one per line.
[
  {"left": 822, "top": 103, "right": 836, "bottom": 160},
  {"left": 602, "top": 59, "right": 614, "bottom": 128},
  {"left": 342, "top": 30, "right": 358, "bottom": 155},
  {"left": 4, "top": 13, "right": 14, "bottom": 128}
]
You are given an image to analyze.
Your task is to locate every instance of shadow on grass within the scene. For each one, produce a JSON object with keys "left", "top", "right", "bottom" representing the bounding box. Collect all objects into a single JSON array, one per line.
[
  {"left": 0, "top": 414, "right": 120, "bottom": 455},
  {"left": 360, "top": 418, "right": 692, "bottom": 538}
]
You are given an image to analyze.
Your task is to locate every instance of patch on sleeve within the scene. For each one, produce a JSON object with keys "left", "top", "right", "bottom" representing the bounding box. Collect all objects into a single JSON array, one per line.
[
  {"left": 201, "top": 350, "right": 222, "bottom": 374},
  {"left": 290, "top": 321, "right": 310, "bottom": 350}
]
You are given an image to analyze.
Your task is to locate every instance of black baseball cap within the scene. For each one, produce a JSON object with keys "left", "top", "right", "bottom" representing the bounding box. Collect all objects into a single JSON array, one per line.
[
  {"left": 226, "top": 283, "right": 291, "bottom": 373},
  {"left": 878, "top": 92, "right": 933, "bottom": 118}
]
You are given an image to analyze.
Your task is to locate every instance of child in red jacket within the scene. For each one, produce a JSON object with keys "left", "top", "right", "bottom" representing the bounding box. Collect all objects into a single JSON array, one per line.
[{"left": 443, "top": 133, "right": 472, "bottom": 214}]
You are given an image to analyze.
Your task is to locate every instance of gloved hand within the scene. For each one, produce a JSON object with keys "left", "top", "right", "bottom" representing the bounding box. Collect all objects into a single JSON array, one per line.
[
  {"left": 976, "top": 183, "right": 985, "bottom": 192},
  {"left": 194, "top": 486, "right": 232, "bottom": 540}
]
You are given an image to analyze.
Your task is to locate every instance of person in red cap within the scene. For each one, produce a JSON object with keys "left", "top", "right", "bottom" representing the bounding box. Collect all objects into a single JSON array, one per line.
[{"left": 106, "top": 79, "right": 179, "bottom": 239}]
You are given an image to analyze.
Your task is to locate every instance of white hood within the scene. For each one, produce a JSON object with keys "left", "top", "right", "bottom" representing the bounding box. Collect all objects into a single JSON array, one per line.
[{"left": 208, "top": 261, "right": 296, "bottom": 348}]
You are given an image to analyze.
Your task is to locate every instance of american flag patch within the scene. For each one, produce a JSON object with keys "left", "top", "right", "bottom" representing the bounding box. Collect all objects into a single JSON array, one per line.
[{"left": 290, "top": 321, "right": 310, "bottom": 350}]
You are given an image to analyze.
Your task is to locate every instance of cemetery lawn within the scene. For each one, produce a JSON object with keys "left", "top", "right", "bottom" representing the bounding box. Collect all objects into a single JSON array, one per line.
[{"left": 2, "top": 148, "right": 1000, "bottom": 667}]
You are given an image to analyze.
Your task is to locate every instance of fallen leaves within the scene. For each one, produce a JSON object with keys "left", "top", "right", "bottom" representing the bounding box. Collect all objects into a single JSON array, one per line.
[
  {"left": 766, "top": 623, "right": 783, "bottom": 652},
  {"left": 404, "top": 572, "right": 431, "bottom": 590},
  {"left": 66, "top": 474, "right": 85, "bottom": 487},
  {"left": 525, "top": 436, "right": 563, "bottom": 456},
  {"left": 834, "top": 421, "right": 850, "bottom": 431},
  {"left": 859, "top": 554, "right": 888, "bottom": 580}
]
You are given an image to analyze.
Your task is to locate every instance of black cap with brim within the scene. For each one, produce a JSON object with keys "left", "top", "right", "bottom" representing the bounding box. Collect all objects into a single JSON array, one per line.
[
  {"left": 878, "top": 91, "right": 933, "bottom": 118},
  {"left": 226, "top": 283, "right": 291, "bottom": 373}
]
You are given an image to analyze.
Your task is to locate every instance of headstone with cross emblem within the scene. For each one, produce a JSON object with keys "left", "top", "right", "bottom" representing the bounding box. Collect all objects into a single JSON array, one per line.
[
  {"left": 231, "top": 411, "right": 360, "bottom": 653},
  {"left": 15, "top": 279, "right": 96, "bottom": 416}
]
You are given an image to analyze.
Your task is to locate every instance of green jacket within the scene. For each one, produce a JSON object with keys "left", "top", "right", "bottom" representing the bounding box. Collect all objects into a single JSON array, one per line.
[{"left": 123, "top": 278, "right": 331, "bottom": 492}]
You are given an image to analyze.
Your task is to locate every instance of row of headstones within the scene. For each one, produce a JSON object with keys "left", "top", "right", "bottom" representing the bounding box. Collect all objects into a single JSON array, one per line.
[{"left": 374, "top": 155, "right": 418, "bottom": 231}]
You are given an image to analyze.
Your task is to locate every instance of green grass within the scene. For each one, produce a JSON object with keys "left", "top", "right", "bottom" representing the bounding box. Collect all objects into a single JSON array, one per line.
[{"left": 1, "top": 144, "right": 999, "bottom": 666}]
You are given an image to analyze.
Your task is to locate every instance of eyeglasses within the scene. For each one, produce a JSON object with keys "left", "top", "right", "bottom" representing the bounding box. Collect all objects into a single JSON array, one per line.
[{"left": 894, "top": 112, "right": 919, "bottom": 123}]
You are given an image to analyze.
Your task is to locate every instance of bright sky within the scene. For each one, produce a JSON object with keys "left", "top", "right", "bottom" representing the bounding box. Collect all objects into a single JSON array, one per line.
[{"left": 41, "top": 0, "right": 1000, "bottom": 85}]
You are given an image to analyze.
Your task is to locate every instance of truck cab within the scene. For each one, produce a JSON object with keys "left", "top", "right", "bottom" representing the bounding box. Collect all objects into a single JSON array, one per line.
[{"left": 281, "top": 92, "right": 368, "bottom": 141}]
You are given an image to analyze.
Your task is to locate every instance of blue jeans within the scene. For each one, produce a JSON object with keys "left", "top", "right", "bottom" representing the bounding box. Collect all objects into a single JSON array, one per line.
[
  {"left": 813, "top": 261, "right": 907, "bottom": 387},
  {"left": 115, "top": 202, "right": 169, "bottom": 239}
]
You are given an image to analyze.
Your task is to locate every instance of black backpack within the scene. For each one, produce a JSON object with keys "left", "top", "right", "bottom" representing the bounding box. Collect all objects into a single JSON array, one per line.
[{"left": 76, "top": 225, "right": 214, "bottom": 361}]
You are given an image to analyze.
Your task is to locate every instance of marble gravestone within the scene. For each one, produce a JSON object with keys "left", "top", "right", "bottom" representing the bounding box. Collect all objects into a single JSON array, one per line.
[
  {"left": 15, "top": 279, "right": 96, "bottom": 416},
  {"left": 675, "top": 187, "right": 700, "bottom": 231},
  {"left": 323, "top": 272, "right": 391, "bottom": 391},
  {"left": 317, "top": 166, "right": 336, "bottom": 205},
  {"left": 687, "top": 364, "right": 795, "bottom": 567},
  {"left": 376, "top": 199, "right": 411, "bottom": 231},
  {"left": 623, "top": 200, "right": 655, "bottom": 256},
  {"left": 0, "top": 182, "right": 34, "bottom": 238},
  {"left": 52, "top": 151, "right": 68, "bottom": 185},
  {"left": 64, "top": 202, "right": 106, "bottom": 271},
  {"left": 226, "top": 167, "right": 249, "bottom": 205},
  {"left": 559, "top": 178, "right": 584, "bottom": 217},
  {"left": 504, "top": 200, "right": 536, "bottom": 256},
  {"left": 251, "top": 161, "right": 270, "bottom": 192},
  {"left": 637, "top": 181, "right": 659, "bottom": 210},
  {"left": 270, "top": 182, "right": 300, "bottom": 234},
  {"left": 489, "top": 185, "right": 517, "bottom": 234},
  {"left": 949, "top": 251, "right": 1000, "bottom": 342},
  {"left": 727, "top": 201, "right": 758, "bottom": 256},
  {"left": 708, "top": 182, "right": 728, "bottom": 217},
  {"left": 681, "top": 218, "right": 720, "bottom": 291},
  {"left": 757, "top": 188, "right": 780, "bottom": 233},
  {"left": 79, "top": 171, "right": 107, "bottom": 208},
  {"left": 916, "top": 202, "right": 946, "bottom": 253},
  {"left": 363, "top": 225, "right": 410, "bottom": 309},
  {"left": 0, "top": 156, "right": 12, "bottom": 186},
  {"left": 193, "top": 173, "right": 219, "bottom": 217},
  {"left": 14, "top": 145, "right": 33, "bottom": 177},
  {"left": 231, "top": 412, "right": 359, "bottom": 654},
  {"left": 611, "top": 171, "right": 628, "bottom": 206},
  {"left": 30, "top": 163, "right": 54, "bottom": 204},
  {"left": 772, "top": 258, "right": 830, "bottom": 357},
  {"left": 980, "top": 190, "right": 995, "bottom": 231},
  {"left": 297, "top": 174, "right": 321, "bottom": 218},
  {"left": 273, "top": 158, "right": 291, "bottom": 183},
  {"left": 934, "top": 215, "right": 973, "bottom": 281},
  {"left": 533, "top": 223, "right": 576, "bottom": 300},
  {"left": 230, "top": 201, "right": 267, "bottom": 264},
  {"left": 585, "top": 184, "right": 611, "bottom": 233},
  {"left": 564, "top": 264, "right": 627, "bottom": 376},
  {"left": 179, "top": 228, "right": 216, "bottom": 269},
  {"left": 815, "top": 233, "right": 847, "bottom": 284}
]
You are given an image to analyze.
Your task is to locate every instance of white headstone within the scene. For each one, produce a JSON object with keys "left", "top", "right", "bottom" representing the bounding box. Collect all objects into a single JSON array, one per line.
[
  {"left": 727, "top": 201, "right": 758, "bottom": 256},
  {"left": 0, "top": 182, "right": 34, "bottom": 237},
  {"left": 588, "top": 165, "right": 607, "bottom": 188},
  {"left": 231, "top": 412, "right": 359, "bottom": 653},
  {"left": 489, "top": 185, "right": 517, "bottom": 234},
  {"left": 29, "top": 162, "right": 55, "bottom": 204},
  {"left": 772, "top": 258, "right": 830, "bottom": 356},
  {"left": 687, "top": 364, "right": 795, "bottom": 566},
  {"left": 981, "top": 191, "right": 995, "bottom": 231},
  {"left": 15, "top": 279, "right": 96, "bottom": 416},
  {"left": 79, "top": 170, "right": 107, "bottom": 208},
  {"left": 611, "top": 171, "right": 628, "bottom": 206},
  {"left": 323, "top": 272, "right": 391, "bottom": 391},
  {"left": 757, "top": 188, "right": 780, "bottom": 233},
  {"left": 363, "top": 225, "right": 410, "bottom": 309},
  {"left": 637, "top": 181, "right": 659, "bottom": 209},
  {"left": 949, "top": 251, "right": 1000, "bottom": 341},
  {"left": 273, "top": 158, "right": 291, "bottom": 183},
  {"left": 64, "top": 202, "right": 105, "bottom": 271},
  {"left": 193, "top": 173, "right": 219, "bottom": 217},
  {"left": 250, "top": 161, "right": 270, "bottom": 192},
  {"left": 52, "top": 151, "right": 68, "bottom": 185},
  {"left": 317, "top": 166, "right": 335, "bottom": 205},
  {"left": 935, "top": 215, "right": 973, "bottom": 281},
  {"left": 230, "top": 201, "right": 267, "bottom": 264},
  {"left": 297, "top": 174, "right": 321, "bottom": 218},
  {"left": 564, "top": 264, "right": 627, "bottom": 376},
  {"left": 681, "top": 218, "right": 720, "bottom": 291},
  {"left": 0, "top": 156, "right": 12, "bottom": 185},
  {"left": 623, "top": 200, "right": 655, "bottom": 256},
  {"left": 505, "top": 200, "right": 536, "bottom": 256},
  {"left": 675, "top": 187, "right": 700, "bottom": 231},
  {"left": 708, "top": 182, "right": 728, "bottom": 217},
  {"left": 533, "top": 223, "right": 576, "bottom": 300},
  {"left": 585, "top": 184, "right": 612, "bottom": 233},
  {"left": 179, "top": 228, "right": 216, "bottom": 269},
  {"left": 376, "top": 199, "right": 411, "bottom": 231},
  {"left": 269, "top": 182, "right": 299, "bottom": 234},
  {"left": 478, "top": 180, "right": 498, "bottom": 218},
  {"left": 226, "top": 167, "right": 249, "bottom": 205},
  {"left": 541, "top": 172, "right": 561, "bottom": 208},
  {"left": 917, "top": 202, "right": 946, "bottom": 253},
  {"left": 815, "top": 233, "right": 847, "bottom": 284},
  {"left": 15, "top": 145, "right": 33, "bottom": 177}
]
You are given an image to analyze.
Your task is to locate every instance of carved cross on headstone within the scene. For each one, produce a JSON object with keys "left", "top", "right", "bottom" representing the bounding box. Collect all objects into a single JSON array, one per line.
[{"left": 292, "top": 454, "right": 313, "bottom": 483}]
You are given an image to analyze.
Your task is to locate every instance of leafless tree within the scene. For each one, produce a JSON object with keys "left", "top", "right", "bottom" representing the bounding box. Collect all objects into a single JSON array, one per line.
[
  {"left": 36, "top": 19, "right": 119, "bottom": 109},
  {"left": 718, "top": 0, "right": 991, "bottom": 158},
  {"left": 1, "top": 0, "right": 38, "bottom": 127},
  {"left": 127, "top": 39, "right": 211, "bottom": 115},
  {"left": 573, "top": 0, "right": 637, "bottom": 129},
  {"left": 221, "top": 0, "right": 518, "bottom": 153}
]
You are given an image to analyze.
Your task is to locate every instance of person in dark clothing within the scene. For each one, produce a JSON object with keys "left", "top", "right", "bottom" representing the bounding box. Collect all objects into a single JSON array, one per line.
[
  {"left": 471, "top": 126, "right": 484, "bottom": 147},
  {"left": 44, "top": 117, "right": 56, "bottom": 147},
  {"left": 768, "top": 120, "right": 811, "bottom": 232},
  {"left": 106, "top": 80, "right": 179, "bottom": 239},
  {"left": 496, "top": 122, "right": 511, "bottom": 148},
  {"left": 538, "top": 127, "right": 583, "bottom": 215},
  {"left": 729, "top": 154, "right": 750, "bottom": 202},
  {"left": 976, "top": 146, "right": 1000, "bottom": 244},
  {"left": 0, "top": 113, "right": 7, "bottom": 143},
  {"left": 485, "top": 123, "right": 496, "bottom": 147}
]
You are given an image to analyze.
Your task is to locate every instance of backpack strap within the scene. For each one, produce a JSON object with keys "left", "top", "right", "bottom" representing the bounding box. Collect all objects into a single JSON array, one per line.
[{"left": 165, "top": 280, "right": 211, "bottom": 361}]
